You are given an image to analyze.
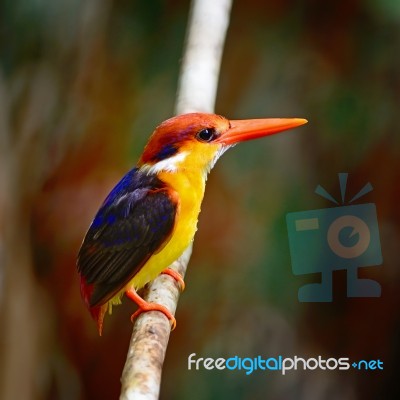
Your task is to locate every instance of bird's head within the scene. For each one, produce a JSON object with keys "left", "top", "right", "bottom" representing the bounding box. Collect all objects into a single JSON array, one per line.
[{"left": 138, "top": 113, "right": 307, "bottom": 176}]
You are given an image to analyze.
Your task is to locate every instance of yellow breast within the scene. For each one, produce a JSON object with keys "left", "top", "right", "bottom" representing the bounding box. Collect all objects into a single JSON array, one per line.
[
  {"left": 127, "top": 169, "right": 205, "bottom": 291},
  {"left": 108, "top": 142, "right": 220, "bottom": 309}
]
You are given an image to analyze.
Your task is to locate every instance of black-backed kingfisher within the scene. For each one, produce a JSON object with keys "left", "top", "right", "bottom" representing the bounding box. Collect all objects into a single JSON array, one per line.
[{"left": 77, "top": 113, "right": 307, "bottom": 335}]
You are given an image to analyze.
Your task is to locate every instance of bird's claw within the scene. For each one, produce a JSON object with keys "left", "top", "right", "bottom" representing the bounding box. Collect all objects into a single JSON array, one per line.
[
  {"left": 127, "top": 288, "right": 176, "bottom": 330},
  {"left": 161, "top": 268, "right": 185, "bottom": 291}
]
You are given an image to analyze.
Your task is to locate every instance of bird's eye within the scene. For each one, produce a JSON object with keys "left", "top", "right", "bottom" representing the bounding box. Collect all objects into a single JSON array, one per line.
[{"left": 197, "top": 128, "right": 217, "bottom": 142}]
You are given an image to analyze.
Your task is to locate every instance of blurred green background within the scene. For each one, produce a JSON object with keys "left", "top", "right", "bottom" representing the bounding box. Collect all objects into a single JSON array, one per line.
[{"left": 0, "top": 0, "right": 399, "bottom": 399}]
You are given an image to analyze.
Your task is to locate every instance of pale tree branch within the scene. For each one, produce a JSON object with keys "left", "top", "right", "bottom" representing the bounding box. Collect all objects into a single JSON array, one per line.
[
  {"left": 175, "top": 0, "right": 233, "bottom": 115},
  {"left": 119, "top": 0, "right": 233, "bottom": 399}
]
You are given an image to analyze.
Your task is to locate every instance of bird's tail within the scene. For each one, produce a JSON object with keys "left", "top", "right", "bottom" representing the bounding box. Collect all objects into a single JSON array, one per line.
[{"left": 80, "top": 277, "right": 107, "bottom": 335}]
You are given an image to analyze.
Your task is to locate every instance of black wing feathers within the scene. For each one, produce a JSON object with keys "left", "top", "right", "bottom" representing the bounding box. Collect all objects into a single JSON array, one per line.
[{"left": 77, "top": 168, "right": 178, "bottom": 306}]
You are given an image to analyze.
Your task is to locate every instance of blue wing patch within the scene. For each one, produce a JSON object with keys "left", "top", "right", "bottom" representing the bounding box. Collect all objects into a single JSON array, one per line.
[{"left": 77, "top": 168, "right": 178, "bottom": 306}]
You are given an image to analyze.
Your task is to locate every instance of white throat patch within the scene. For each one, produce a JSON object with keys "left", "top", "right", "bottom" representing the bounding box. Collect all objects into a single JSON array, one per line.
[
  {"left": 141, "top": 151, "right": 189, "bottom": 174},
  {"left": 205, "top": 145, "right": 232, "bottom": 174}
]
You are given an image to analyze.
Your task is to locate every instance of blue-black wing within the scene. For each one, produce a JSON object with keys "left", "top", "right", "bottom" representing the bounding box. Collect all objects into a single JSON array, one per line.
[{"left": 77, "top": 168, "right": 178, "bottom": 307}]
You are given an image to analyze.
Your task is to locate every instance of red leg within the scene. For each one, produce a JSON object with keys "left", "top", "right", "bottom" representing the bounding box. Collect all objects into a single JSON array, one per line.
[
  {"left": 126, "top": 288, "right": 176, "bottom": 330},
  {"left": 161, "top": 268, "right": 185, "bottom": 291}
]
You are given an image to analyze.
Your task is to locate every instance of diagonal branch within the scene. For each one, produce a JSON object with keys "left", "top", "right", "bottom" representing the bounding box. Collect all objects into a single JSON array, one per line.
[
  {"left": 119, "top": 0, "right": 233, "bottom": 399},
  {"left": 175, "top": 0, "right": 233, "bottom": 115}
]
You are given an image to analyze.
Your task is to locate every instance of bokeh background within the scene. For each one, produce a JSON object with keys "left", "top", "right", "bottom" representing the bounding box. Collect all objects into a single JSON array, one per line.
[{"left": 1, "top": 0, "right": 399, "bottom": 399}]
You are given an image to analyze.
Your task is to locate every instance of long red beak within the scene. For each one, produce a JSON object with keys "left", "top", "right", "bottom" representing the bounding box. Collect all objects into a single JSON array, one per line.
[{"left": 215, "top": 118, "right": 308, "bottom": 145}]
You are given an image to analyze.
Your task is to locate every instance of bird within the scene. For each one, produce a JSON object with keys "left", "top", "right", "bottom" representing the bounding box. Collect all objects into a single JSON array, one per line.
[{"left": 77, "top": 113, "right": 307, "bottom": 335}]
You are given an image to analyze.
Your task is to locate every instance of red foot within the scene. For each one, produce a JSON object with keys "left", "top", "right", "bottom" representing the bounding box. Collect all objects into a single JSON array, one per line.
[
  {"left": 161, "top": 268, "right": 185, "bottom": 291},
  {"left": 126, "top": 288, "right": 176, "bottom": 330}
]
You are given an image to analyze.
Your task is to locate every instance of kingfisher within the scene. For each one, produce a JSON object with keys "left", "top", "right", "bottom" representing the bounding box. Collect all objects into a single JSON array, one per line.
[{"left": 77, "top": 113, "right": 307, "bottom": 335}]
